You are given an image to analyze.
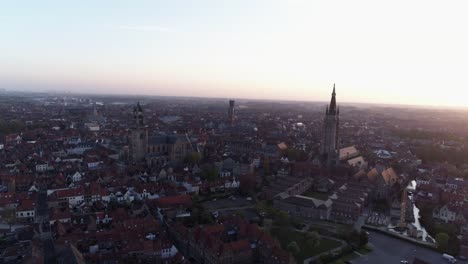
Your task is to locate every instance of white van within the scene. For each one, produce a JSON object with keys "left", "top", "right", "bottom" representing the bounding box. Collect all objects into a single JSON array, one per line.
[{"left": 442, "top": 253, "right": 456, "bottom": 263}]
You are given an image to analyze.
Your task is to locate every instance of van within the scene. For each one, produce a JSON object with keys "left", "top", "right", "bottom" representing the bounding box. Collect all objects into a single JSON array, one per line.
[{"left": 442, "top": 253, "right": 457, "bottom": 263}]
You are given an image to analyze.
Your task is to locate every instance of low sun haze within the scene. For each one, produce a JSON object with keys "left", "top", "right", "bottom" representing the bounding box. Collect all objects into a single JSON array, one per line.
[{"left": 1, "top": 0, "right": 467, "bottom": 107}]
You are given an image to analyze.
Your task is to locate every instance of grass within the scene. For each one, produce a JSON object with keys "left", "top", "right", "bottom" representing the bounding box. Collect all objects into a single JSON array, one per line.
[
  {"left": 308, "top": 222, "right": 353, "bottom": 238},
  {"left": 270, "top": 228, "right": 342, "bottom": 263},
  {"left": 356, "top": 244, "right": 373, "bottom": 254},
  {"left": 331, "top": 245, "right": 372, "bottom": 264},
  {"left": 330, "top": 252, "right": 360, "bottom": 264}
]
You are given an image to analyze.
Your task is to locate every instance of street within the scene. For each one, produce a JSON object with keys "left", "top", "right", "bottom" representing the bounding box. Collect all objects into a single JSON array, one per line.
[
  {"left": 36, "top": 190, "right": 48, "bottom": 217},
  {"left": 353, "top": 230, "right": 466, "bottom": 264}
]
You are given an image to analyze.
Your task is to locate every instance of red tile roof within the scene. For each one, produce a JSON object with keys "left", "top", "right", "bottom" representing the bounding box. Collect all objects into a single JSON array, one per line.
[
  {"left": 155, "top": 195, "right": 192, "bottom": 208},
  {"left": 17, "top": 199, "right": 35, "bottom": 211}
]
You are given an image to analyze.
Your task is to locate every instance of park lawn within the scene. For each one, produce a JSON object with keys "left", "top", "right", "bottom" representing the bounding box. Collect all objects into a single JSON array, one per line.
[
  {"left": 356, "top": 244, "right": 373, "bottom": 254},
  {"left": 271, "top": 228, "right": 342, "bottom": 263},
  {"left": 309, "top": 222, "right": 353, "bottom": 234},
  {"left": 330, "top": 244, "right": 372, "bottom": 264},
  {"left": 330, "top": 252, "right": 360, "bottom": 264}
]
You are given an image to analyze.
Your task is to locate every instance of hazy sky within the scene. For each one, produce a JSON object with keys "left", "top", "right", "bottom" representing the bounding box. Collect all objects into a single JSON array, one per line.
[{"left": 1, "top": 0, "right": 467, "bottom": 107}]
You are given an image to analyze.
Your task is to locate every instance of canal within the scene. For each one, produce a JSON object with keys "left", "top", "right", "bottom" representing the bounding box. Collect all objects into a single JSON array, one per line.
[{"left": 409, "top": 180, "right": 434, "bottom": 242}]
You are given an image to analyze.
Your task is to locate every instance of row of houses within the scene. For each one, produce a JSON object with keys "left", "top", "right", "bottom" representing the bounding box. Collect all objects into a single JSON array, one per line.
[
  {"left": 171, "top": 216, "right": 294, "bottom": 264},
  {"left": 273, "top": 182, "right": 370, "bottom": 224}
]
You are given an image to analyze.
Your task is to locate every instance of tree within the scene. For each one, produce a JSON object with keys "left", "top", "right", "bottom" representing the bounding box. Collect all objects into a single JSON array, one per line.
[
  {"left": 344, "top": 230, "right": 362, "bottom": 247},
  {"left": 435, "top": 232, "right": 450, "bottom": 252},
  {"left": 284, "top": 148, "right": 307, "bottom": 162},
  {"left": 256, "top": 200, "right": 277, "bottom": 218},
  {"left": 201, "top": 164, "right": 219, "bottom": 182},
  {"left": 359, "top": 230, "right": 369, "bottom": 246},
  {"left": 192, "top": 194, "right": 200, "bottom": 203},
  {"left": 273, "top": 211, "right": 290, "bottom": 227},
  {"left": 239, "top": 173, "right": 255, "bottom": 195},
  {"left": 263, "top": 157, "right": 271, "bottom": 176},
  {"left": 290, "top": 217, "right": 305, "bottom": 230},
  {"left": 4, "top": 209, "right": 16, "bottom": 230},
  {"left": 191, "top": 203, "right": 214, "bottom": 225},
  {"left": 185, "top": 152, "right": 201, "bottom": 165},
  {"left": 373, "top": 199, "right": 390, "bottom": 213},
  {"left": 305, "top": 231, "right": 321, "bottom": 248},
  {"left": 0, "top": 119, "right": 25, "bottom": 134},
  {"left": 234, "top": 211, "right": 246, "bottom": 219},
  {"left": 287, "top": 241, "right": 301, "bottom": 255}
]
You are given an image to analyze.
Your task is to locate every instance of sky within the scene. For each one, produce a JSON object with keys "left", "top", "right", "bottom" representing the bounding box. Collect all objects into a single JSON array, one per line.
[{"left": 1, "top": 0, "right": 468, "bottom": 107}]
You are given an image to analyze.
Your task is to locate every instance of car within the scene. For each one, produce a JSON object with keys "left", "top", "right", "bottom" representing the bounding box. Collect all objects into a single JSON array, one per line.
[
  {"left": 400, "top": 261, "right": 409, "bottom": 264},
  {"left": 246, "top": 197, "right": 252, "bottom": 201}
]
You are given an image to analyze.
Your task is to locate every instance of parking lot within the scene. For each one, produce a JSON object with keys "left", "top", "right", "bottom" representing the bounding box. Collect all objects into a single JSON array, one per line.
[
  {"left": 366, "top": 212, "right": 390, "bottom": 226},
  {"left": 202, "top": 195, "right": 254, "bottom": 212}
]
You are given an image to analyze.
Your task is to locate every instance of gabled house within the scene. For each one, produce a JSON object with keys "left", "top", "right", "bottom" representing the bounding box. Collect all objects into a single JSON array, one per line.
[
  {"left": 69, "top": 172, "right": 82, "bottom": 182},
  {"left": 54, "top": 187, "right": 85, "bottom": 208},
  {"left": 364, "top": 165, "right": 400, "bottom": 200},
  {"left": 224, "top": 177, "right": 240, "bottom": 189},
  {"left": 35, "top": 163, "right": 49, "bottom": 172},
  {"left": 15, "top": 199, "right": 35, "bottom": 223},
  {"left": 433, "top": 204, "right": 459, "bottom": 223}
]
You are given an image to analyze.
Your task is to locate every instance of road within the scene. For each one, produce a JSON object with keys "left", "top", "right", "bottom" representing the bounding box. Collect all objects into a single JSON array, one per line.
[
  {"left": 353, "top": 230, "right": 466, "bottom": 264},
  {"left": 36, "top": 187, "right": 57, "bottom": 263},
  {"left": 36, "top": 190, "right": 48, "bottom": 217}
]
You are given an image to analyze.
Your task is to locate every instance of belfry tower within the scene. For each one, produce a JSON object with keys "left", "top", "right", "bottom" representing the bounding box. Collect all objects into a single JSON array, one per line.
[
  {"left": 228, "top": 100, "right": 235, "bottom": 125},
  {"left": 320, "top": 84, "right": 340, "bottom": 166},
  {"left": 129, "top": 102, "right": 148, "bottom": 161}
]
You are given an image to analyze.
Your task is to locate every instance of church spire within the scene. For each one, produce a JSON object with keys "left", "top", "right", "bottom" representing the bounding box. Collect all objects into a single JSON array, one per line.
[
  {"left": 329, "top": 84, "right": 337, "bottom": 114},
  {"left": 134, "top": 102, "right": 144, "bottom": 127}
]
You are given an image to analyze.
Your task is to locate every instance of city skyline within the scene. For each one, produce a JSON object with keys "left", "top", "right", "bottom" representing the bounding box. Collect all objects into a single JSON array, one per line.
[{"left": 1, "top": 0, "right": 468, "bottom": 107}]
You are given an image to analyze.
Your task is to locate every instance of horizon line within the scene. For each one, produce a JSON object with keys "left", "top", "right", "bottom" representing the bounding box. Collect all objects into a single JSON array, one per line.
[{"left": 3, "top": 88, "right": 468, "bottom": 111}]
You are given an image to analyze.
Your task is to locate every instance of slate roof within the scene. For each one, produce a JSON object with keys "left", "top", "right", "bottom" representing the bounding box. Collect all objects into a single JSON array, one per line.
[
  {"left": 148, "top": 134, "right": 190, "bottom": 145},
  {"left": 339, "top": 145, "right": 359, "bottom": 160},
  {"left": 282, "top": 195, "right": 332, "bottom": 209},
  {"left": 348, "top": 156, "right": 365, "bottom": 167}
]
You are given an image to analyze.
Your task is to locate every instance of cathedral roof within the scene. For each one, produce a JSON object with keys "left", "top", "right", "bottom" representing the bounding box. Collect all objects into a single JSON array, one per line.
[{"left": 148, "top": 134, "right": 191, "bottom": 145}]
